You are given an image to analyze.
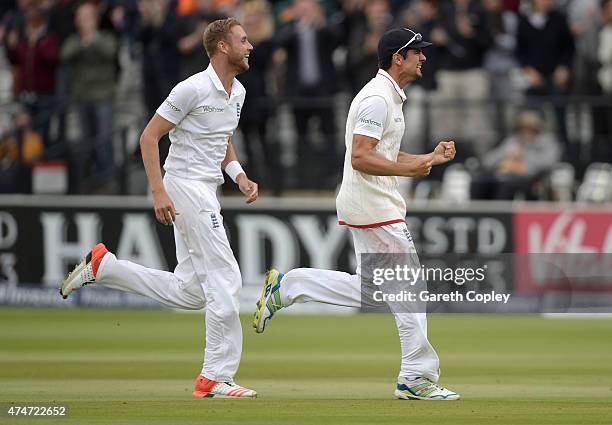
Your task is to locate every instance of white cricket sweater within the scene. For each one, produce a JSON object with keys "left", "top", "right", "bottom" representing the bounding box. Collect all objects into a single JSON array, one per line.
[{"left": 336, "top": 69, "right": 407, "bottom": 227}]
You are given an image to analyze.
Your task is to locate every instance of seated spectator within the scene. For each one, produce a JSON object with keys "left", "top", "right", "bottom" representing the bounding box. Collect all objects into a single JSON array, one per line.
[
  {"left": 60, "top": 2, "right": 118, "bottom": 192},
  {"left": 471, "top": 110, "right": 561, "bottom": 200}
]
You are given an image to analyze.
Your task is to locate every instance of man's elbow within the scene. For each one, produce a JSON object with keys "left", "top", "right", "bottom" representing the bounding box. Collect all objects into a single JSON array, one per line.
[
  {"left": 351, "top": 153, "right": 364, "bottom": 172},
  {"left": 139, "top": 132, "right": 155, "bottom": 149}
]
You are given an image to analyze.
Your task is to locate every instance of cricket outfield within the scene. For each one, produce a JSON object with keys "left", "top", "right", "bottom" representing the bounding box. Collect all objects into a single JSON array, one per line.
[{"left": 1, "top": 308, "right": 611, "bottom": 424}]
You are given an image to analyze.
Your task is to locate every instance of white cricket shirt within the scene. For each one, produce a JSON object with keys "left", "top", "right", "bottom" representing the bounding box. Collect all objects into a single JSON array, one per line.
[
  {"left": 336, "top": 69, "right": 407, "bottom": 227},
  {"left": 156, "top": 64, "right": 246, "bottom": 184}
]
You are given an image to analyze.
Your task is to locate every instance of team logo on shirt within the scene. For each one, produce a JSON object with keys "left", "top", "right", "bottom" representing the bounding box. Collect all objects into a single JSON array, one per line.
[
  {"left": 210, "top": 213, "right": 220, "bottom": 229},
  {"left": 395, "top": 117, "right": 403, "bottom": 123},
  {"left": 402, "top": 227, "right": 413, "bottom": 242},
  {"left": 359, "top": 118, "right": 382, "bottom": 127},
  {"left": 199, "top": 105, "right": 225, "bottom": 113}
]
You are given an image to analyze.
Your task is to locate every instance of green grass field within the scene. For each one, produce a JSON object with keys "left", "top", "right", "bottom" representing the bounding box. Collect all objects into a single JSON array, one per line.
[{"left": 1, "top": 308, "right": 611, "bottom": 425}]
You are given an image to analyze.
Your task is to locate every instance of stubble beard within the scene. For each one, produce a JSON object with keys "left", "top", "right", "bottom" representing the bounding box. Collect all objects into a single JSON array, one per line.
[{"left": 231, "top": 56, "right": 249, "bottom": 74}]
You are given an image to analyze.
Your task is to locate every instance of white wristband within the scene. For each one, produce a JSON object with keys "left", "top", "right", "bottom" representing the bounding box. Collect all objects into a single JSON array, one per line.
[{"left": 225, "top": 160, "right": 245, "bottom": 183}]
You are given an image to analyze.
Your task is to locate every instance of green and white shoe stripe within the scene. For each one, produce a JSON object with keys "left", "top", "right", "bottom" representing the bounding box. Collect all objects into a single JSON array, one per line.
[
  {"left": 396, "top": 378, "right": 460, "bottom": 400},
  {"left": 266, "top": 280, "right": 282, "bottom": 313},
  {"left": 253, "top": 269, "right": 284, "bottom": 333}
]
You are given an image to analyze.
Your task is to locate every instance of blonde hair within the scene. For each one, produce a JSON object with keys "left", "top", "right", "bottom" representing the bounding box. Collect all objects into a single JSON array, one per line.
[{"left": 203, "top": 17, "right": 242, "bottom": 58}]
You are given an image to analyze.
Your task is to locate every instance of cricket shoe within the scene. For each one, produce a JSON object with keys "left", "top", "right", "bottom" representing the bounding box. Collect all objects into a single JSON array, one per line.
[
  {"left": 395, "top": 377, "right": 460, "bottom": 400},
  {"left": 60, "top": 243, "right": 109, "bottom": 299},
  {"left": 192, "top": 375, "right": 257, "bottom": 398},
  {"left": 253, "top": 269, "right": 283, "bottom": 333}
]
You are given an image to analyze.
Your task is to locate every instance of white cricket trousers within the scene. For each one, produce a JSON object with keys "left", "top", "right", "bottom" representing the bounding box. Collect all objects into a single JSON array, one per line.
[
  {"left": 95, "top": 175, "right": 242, "bottom": 382},
  {"left": 280, "top": 222, "right": 440, "bottom": 382}
]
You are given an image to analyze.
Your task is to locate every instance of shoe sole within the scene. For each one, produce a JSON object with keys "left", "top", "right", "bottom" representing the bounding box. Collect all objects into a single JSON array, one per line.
[
  {"left": 394, "top": 389, "right": 460, "bottom": 400},
  {"left": 193, "top": 391, "right": 257, "bottom": 399},
  {"left": 253, "top": 270, "right": 277, "bottom": 333},
  {"left": 59, "top": 252, "right": 92, "bottom": 299}
]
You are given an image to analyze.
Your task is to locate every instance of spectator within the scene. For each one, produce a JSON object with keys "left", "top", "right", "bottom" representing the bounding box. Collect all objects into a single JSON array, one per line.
[
  {"left": 61, "top": 2, "right": 118, "bottom": 192},
  {"left": 237, "top": 0, "right": 281, "bottom": 193},
  {"left": 47, "top": 0, "right": 78, "bottom": 44},
  {"left": 400, "top": 0, "right": 443, "bottom": 92},
  {"left": 432, "top": 0, "right": 494, "bottom": 155},
  {"left": 6, "top": 0, "right": 60, "bottom": 146},
  {"left": 345, "top": 0, "right": 392, "bottom": 94},
  {"left": 176, "top": 0, "right": 225, "bottom": 80},
  {"left": 597, "top": 0, "right": 612, "bottom": 162},
  {"left": 0, "top": 1, "right": 22, "bottom": 40},
  {"left": 0, "top": 107, "right": 44, "bottom": 193},
  {"left": 138, "top": 0, "right": 181, "bottom": 118},
  {"left": 276, "top": 0, "right": 342, "bottom": 188},
  {"left": 471, "top": 110, "right": 561, "bottom": 200},
  {"left": 516, "top": 0, "right": 574, "bottom": 152},
  {"left": 333, "top": 0, "right": 368, "bottom": 48},
  {"left": 47, "top": 0, "right": 78, "bottom": 156},
  {"left": 137, "top": 0, "right": 181, "bottom": 164},
  {"left": 396, "top": 0, "right": 444, "bottom": 154},
  {"left": 482, "top": 0, "right": 519, "bottom": 139},
  {"left": 482, "top": 0, "right": 518, "bottom": 101},
  {"left": 0, "top": 2, "right": 17, "bottom": 21},
  {"left": 566, "top": 0, "right": 606, "bottom": 153}
]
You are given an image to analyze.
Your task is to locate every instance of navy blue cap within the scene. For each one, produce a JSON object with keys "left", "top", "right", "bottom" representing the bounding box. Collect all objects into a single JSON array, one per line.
[{"left": 377, "top": 28, "right": 432, "bottom": 62}]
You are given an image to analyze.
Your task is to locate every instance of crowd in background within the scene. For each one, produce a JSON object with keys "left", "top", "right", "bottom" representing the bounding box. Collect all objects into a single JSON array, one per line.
[{"left": 0, "top": 0, "right": 611, "bottom": 200}]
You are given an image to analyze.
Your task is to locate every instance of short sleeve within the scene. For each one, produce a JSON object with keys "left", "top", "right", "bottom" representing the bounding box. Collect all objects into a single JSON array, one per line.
[
  {"left": 353, "top": 95, "right": 388, "bottom": 140},
  {"left": 156, "top": 80, "right": 198, "bottom": 125}
]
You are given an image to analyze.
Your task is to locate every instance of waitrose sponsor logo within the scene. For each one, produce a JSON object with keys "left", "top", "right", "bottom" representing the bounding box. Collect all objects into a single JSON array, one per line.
[
  {"left": 359, "top": 118, "right": 382, "bottom": 127},
  {"left": 164, "top": 100, "right": 181, "bottom": 112},
  {"left": 200, "top": 105, "right": 225, "bottom": 113}
]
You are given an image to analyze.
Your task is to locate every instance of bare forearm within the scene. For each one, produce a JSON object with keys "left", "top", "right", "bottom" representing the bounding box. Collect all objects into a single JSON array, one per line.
[
  {"left": 221, "top": 140, "right": 239, "bottom": 170},
  {"left": 352, "top": 151, "right": 414, "bottom": 177},
  {"left": 398, "top": 151, "right": 433, "bottom": 164},
  {"left": 140, "top": 134, "right": 165, "bottom": 193},
  {"left": 351, "top": 134, "right": 432, "bottom": 177}
]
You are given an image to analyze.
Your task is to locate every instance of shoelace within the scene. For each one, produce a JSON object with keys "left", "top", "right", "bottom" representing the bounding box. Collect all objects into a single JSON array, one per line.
[
  {"left": 428, "top": 381, "right": 445, "bottom": 391},
  {"left": 409, "top": 378, "right": 444, "bottom": 394}
]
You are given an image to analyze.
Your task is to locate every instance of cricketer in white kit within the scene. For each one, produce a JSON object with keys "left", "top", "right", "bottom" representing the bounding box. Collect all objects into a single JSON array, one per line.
[
  {"left": 254, "top": 28, "right": 461, "bottom": 400},
  {"left": 60, "top": 18, "right": 259, "bottom": 399}
]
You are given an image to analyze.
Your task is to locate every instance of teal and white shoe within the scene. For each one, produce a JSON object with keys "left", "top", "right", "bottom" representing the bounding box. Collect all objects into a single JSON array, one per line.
[
  {"left": 395, "top": 377, "right": 460, "bottom": 400},
  {"left": 253, "top": 269, "right": 283, "bottom": 334}
]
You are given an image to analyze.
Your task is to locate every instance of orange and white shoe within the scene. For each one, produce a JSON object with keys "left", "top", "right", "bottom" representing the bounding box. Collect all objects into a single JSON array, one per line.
[
  {"left": 60, "top": 243, "right": 109, "bottom": 299},
  {"left": 192, "top": 375, "right": 257, "bottom": 399}
]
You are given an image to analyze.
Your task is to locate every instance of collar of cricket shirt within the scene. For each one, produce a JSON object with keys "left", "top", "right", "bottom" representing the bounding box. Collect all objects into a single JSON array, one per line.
[
  {"left": 205, "top": 64, "right": 242, "bottom": 99},
  {"left": 376, "top": 69, "right": 407, "bottom": 103}
]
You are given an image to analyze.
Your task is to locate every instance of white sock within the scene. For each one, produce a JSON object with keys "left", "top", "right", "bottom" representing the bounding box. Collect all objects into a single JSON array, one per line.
[{"left": 398, "top": 376, "right": 423, "bottom": 384}]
